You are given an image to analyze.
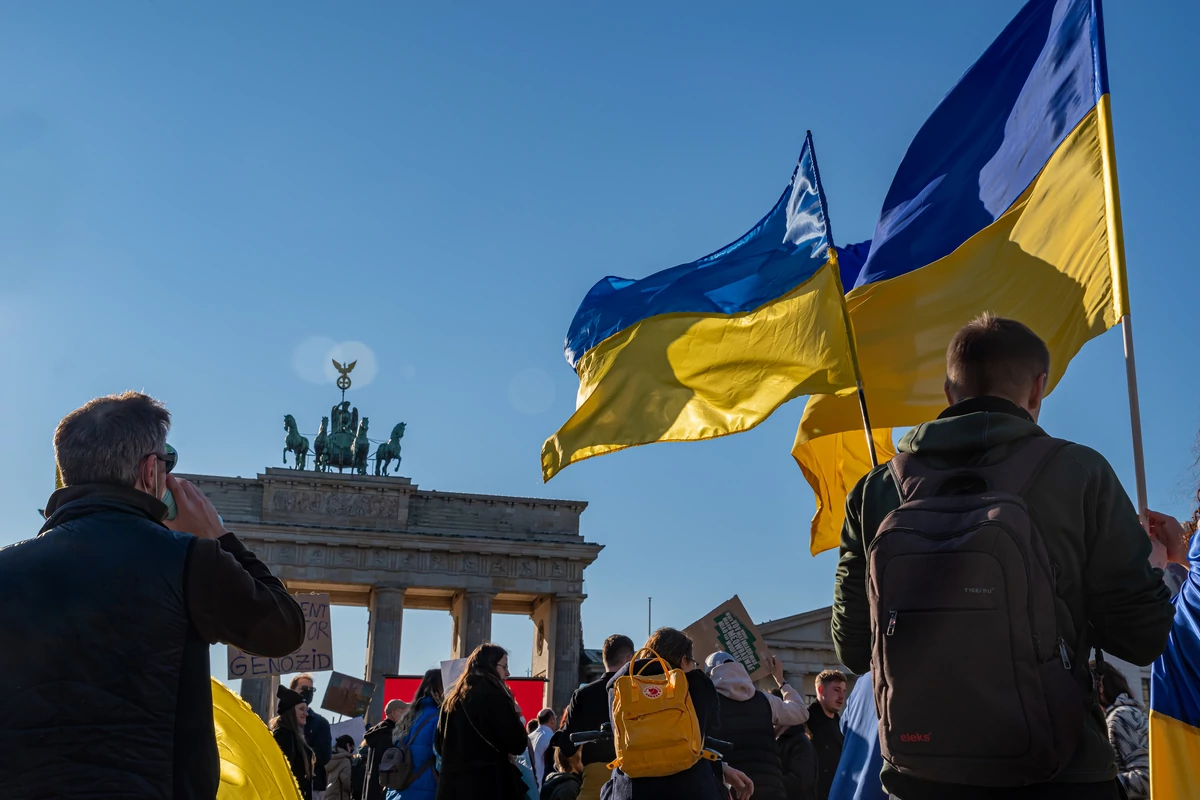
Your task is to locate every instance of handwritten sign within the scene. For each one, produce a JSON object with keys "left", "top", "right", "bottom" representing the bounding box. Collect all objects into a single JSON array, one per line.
[
  {"left": 683, "top": 594, "right": 774, "bottom": 683},
  {"left": 227, "top": 593, "right": 333, "bottom": 679},
  {"left": 322, "top": 671, "right": 376, "bottom": 718}
]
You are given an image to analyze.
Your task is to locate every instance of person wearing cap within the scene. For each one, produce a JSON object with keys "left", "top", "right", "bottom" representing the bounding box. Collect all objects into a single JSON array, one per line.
[
  {"left": 273, "top": 685, "right": 316, "bottom": 800},
  {"left": 0, "top": 392, "right": 305, "bottom": 800},
  {"left": 706, "top": 652, "right": 809, "bottom": 800}
]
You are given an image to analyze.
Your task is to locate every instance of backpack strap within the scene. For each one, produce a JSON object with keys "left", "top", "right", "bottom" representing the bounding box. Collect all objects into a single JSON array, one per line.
[{"left": 889, "top": 435, "right": 1067, "bottom": 501}]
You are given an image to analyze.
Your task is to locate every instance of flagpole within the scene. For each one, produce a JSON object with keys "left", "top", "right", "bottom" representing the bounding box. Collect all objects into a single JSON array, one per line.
[
  {"left": 1093, "top": 0, "right": 1149, "bottom": 520},
  {"left": 807, "top": 130, "right": 879, "bottom": 468},
  {"left": 1096, "top": 95, "right": 1147, "bottom": 519}
]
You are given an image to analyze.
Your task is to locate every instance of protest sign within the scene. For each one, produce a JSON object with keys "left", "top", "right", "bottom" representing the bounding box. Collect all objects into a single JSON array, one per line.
[
  {"left": 322, "top": 672, "right": 376, "bottom": 718},
  {"left": 227, "top": 593, "right": 333, "bottom": 679},
  {"left": 683, "top": 594, "right": 774, "bottom": 683},
  {"left": 329, "top": 716, "right": 366, "bottom": 747},
  {"left": 441, "top": 658, "right": 467, "bottom": 692}
]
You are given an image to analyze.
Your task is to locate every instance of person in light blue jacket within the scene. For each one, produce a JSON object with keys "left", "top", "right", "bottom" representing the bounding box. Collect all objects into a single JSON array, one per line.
[
  {"left": 387, "top": 668, "right": 444, "bottom": 800},
  {"left": 828, "top": 673, "right": 886, "bottom": 800}
]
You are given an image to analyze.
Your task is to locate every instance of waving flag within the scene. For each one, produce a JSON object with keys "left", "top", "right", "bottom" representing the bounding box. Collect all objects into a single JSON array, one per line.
[
  {"left": 1150, "top": 535, "right": 1200, "bottom": 799},
  {"left": 213, "top": 679, "right": 302, "bottom": 800},
  {"left": 543, "top": 133, "right": 857, "bottom": 481},
  {"left": 795, "top": 0, "right": 1127, "bottom": 552}
]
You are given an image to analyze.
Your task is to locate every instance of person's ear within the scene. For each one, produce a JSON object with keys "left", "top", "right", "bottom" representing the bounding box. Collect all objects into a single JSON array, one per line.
[
  {"left": 944, "top": 378, "right": 956, "bottom": 407},
  {"left": 135, "top": 454, "right": 156, "bottom": 494}
]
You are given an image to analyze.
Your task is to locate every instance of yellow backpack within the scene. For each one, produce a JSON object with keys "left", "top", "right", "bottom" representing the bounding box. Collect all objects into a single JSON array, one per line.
[{"left": 608, "top": 648, "right": 704, "bottom": 778}]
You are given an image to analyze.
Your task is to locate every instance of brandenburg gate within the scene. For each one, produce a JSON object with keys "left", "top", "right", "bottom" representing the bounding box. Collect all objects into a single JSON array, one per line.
[
  {"left": 180, "top": 363, "right": 602, "bottom": 720},
  {"left": 186, "top": 468, "right": 601, "bottom": 720}
]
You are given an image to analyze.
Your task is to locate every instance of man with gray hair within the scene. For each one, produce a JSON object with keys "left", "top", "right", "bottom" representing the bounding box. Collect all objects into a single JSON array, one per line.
[{"left": 0, "top": 392, "right": 305, "bottom": 800}]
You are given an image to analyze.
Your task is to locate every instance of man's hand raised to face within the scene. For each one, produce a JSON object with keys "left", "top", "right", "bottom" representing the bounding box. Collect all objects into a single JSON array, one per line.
[{"left": 164, "top": 475, "right": 226, "bottom": 540}]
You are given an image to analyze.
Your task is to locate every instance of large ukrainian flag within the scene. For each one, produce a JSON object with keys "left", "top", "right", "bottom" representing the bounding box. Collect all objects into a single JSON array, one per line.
[
  {"left": 1150, "top": 535, "right": 1200, "bottom": 799},
  {"left": 794, "top": 0, "right": 1128, "bottom": 553},
  {"left": 543, "top": 133, "right": 857, "bottom": 481}
]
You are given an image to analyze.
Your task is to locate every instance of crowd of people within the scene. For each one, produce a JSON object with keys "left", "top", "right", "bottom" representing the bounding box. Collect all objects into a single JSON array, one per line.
[{"left": 1, "top": 312, "right": 1196, "bottom": 799}]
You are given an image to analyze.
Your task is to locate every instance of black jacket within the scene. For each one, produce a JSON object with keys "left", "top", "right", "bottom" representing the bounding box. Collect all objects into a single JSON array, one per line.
[
  {"left": 274, "top": 726, "right": 314, "bottom": 800},
  {"left": 601, "top": 660, "right": 725, "bottom": 800},
  {"left": 777, "top": 725, "right": 818, "bottom": 800},
  {"left": 0, "top": 484, "right": 304, "bottom": 800},
  {"left": 436, "top": 679, "right": 530, "bottom": 800},
  {"left": 560, "top": 671, "right": 618, "bottom": 766},
  {"left": 833, "top": 398, "right": 1174, "bottom": 797},
  {"left": 714, "top": 691, "right": 787, "bottom": 800},
  {"left": 541, "top": 771, "right": 582, "bottom": 800},
  {"left": 305, "top": 709, "right": 334, "bottom": 790},
  {"left": 362, "top": 719, "right": 395, "bottom": 800},
  {"left": 805, "top": 702, "right": 842, "bottom": 800}
]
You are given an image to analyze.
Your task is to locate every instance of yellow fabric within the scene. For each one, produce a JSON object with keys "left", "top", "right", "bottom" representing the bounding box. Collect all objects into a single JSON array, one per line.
[
  {"left": 579, "top": 761, "right": 613, "bottom": 800},
  {"left": 795, "top": 105, "right": 1118, "bottom": 555},
  {"left": 1150, "top": 709, "right": 1200, "bottom": 799},
  {"left": 543, "top": 260, "right": 857, "bottom": 481},
  {"left": 213, "top": 678, "right": 302, "bottom": 800},
  {"left": 1096, "top": 95, "right": 1131, "bottom": 319},
  {"left": 793, "top": 428, "right": 896, "bottom": 555},
  {"left": 610, "top": 651, "right": 703, "bottom": 778}
]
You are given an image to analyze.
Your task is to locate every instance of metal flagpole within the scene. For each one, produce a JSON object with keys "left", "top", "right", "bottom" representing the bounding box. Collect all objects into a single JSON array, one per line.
[
  {"left": 807, "top": 130, "right": 879, "bottom": 468},
  {"left": 1097, "top": 94, "right": 1148, "bottom": 520}
]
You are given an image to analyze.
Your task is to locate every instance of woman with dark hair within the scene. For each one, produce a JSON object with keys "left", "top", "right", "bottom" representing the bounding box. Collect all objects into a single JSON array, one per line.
[
  {"left": 1090, "top": 659, "right": 1149, "bottom": 800},
  {"left": 272, "top": 685, "right": 315, "bottom": 800},
  {"left": 388, "top": 668, "right": 445, "bottom": 800},
  {"left": 435, "top": 644, "right": 531, "bottom": 800},
  {"left": 602, "top": 628, "right": 753, "bottom": 800}
]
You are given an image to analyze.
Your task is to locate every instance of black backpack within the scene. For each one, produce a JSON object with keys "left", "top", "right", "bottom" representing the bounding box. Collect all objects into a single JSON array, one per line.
[
  {"left": 378, "top": 714, "right": 435, "bottom": 791},
  {"left": 867, "top": 436, "right": 1084, "bottom": 786}
]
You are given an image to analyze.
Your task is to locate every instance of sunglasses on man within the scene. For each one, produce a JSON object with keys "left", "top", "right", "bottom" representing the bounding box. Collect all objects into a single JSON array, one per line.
[{"left": 148, "top": 444, "right": 178, "bottom": 474}]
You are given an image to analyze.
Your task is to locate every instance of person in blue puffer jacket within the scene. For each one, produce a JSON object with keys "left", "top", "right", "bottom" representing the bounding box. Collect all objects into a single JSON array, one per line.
[{"left": 387, "top": 668, "right": 444, "bottom": 800}]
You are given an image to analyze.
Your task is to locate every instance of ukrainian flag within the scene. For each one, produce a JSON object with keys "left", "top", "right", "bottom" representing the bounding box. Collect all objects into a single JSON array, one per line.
[
  {"left": 1150, "top": 535, "right": 1200, "bottom": 799},
  {"left": 794, "top": 0, "right": 1128, "bottom": 553},
  {"left": 543, "top": 133, "right": 857, "bottom": 481}
]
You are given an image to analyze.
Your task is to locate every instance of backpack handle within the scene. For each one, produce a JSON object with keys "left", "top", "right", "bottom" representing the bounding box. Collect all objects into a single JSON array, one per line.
[{"left": 630, "top": 647, "right": 674, "bottom": 680}]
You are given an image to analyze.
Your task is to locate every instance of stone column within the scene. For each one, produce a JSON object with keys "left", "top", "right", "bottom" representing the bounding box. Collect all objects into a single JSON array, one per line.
[
  {"left": 530, "top": 596, "right": 556, "bottom": 682},
  {"left": 240, "top": 674, "right": 280, "bottom": 722},
  {"left": 366, "top": 586, "right": 405, "bottom": 723},
  {"left": 548, "top": 595, "right": 583, "bottom": 712},
  {"left": 451, "top": 590, "right": 494, "bottom": 659}
]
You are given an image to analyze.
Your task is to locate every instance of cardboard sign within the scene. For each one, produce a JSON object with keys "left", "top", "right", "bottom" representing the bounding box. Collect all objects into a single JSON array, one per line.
[
  {"left": 683, "top": 594, "right": 774, "bottom": 683},
  {"left": 322, "top": 671, "right": 376, "bottom": 718},
  {"left": 227, "top": 593, "right": 333, "bottom": 679}
]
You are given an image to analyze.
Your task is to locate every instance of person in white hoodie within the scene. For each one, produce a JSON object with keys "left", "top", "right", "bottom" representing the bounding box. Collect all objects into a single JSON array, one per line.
[{"left": 706, "top": 652, "right": 809, "bottom": 800}]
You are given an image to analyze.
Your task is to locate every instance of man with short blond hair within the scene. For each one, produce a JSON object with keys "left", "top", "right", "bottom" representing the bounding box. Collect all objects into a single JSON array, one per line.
[
  {"left": 833, "top": 315, "right": 1174, "bottom": 799},
  {"left": 0, "top": 391, "right": 305, "bottom": 799}
]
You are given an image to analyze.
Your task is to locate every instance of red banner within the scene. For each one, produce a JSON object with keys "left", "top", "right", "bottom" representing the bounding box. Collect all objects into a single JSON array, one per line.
[{"left": 384, "top": 675, "right": 548, "bottom": 722}]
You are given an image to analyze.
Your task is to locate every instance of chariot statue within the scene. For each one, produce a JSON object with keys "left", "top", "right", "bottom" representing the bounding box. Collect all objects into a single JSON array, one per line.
[{"left": 283, "top": 358, "right": 406, "bottom": 476}]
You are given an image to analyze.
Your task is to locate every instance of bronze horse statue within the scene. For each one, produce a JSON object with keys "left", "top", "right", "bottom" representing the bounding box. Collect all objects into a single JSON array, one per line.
[
  {"left": 351, "top": 417, "right": 371, "bottom": 475},
  {"left": 283, "top": 414, "right": 309, "bottom": 470},
  {"left": 374, "top": 422, "right": 406, "bottom": 475},
  {"left": 313, "top": 417, "right": 329, "bottom": 472}
]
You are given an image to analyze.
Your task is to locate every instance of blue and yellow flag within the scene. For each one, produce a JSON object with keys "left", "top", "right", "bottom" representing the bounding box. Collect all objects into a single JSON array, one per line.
[
  {"left": 543, "top": 133, "right": 857, "bottom": 481},
  {"left": 1150, "top": 536, "right": 1200, "bottom": 799},
  {"left": 794, "top": 0, "right": 1127, "bottom": 553}
]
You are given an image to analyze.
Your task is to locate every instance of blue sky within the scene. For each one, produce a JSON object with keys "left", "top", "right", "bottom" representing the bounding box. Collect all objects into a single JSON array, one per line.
[{"left": 3, "top": 1, "right": 1199, "bottom": 709}]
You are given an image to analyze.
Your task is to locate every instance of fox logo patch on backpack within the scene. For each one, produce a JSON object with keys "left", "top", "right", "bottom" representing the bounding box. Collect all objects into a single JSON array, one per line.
[
  {"left": 868, "top": 436, "right": 1085, "bottom": 787},
  {"left": 609, "top": 648, "right": 703, "bottom": 779}
]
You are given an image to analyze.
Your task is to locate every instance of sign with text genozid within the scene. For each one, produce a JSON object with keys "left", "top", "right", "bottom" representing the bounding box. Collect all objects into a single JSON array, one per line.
[{"left": 227, "top": 593, "right": 333, "bottom": 679}]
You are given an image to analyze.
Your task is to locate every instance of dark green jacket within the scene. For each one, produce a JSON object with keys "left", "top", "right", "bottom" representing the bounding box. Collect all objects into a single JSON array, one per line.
[{"left": 832, "top": 397, "right": 1174, "bottom": 797}]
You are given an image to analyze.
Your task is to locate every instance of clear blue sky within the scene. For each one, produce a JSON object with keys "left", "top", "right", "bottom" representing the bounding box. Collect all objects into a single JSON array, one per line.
[{"left": 3, "top": 1, "right": 1198, "bottom": 708}]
